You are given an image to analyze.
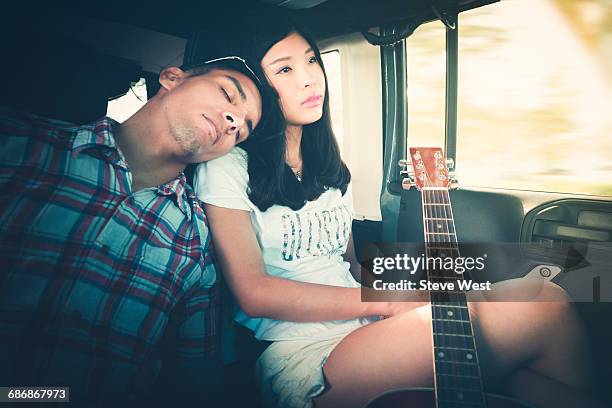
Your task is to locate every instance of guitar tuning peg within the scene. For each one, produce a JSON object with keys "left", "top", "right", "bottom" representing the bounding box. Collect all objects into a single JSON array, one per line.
[
  {"left": 448, "top": 172, "right": 459, "bottom": 190},
  {"left": 398, "top": 159, "right": 412, "bottom": 168},
  {"left": 400, "top": 170, "right": 414, "bottom": 176},
  {"left": 445, "top": 158, "right": 455, "bottom": 170},
  {"left": 402, "top": 176, "right": 415, "bottom": 190}
]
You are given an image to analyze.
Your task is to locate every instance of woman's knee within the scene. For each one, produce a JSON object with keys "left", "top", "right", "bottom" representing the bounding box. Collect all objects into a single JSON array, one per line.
[
  {"left": 536, "top": 281, "right": 571, "bottom": 302},
  {"left": 534, "top": 282, "right": 582, "bottom": 332}
]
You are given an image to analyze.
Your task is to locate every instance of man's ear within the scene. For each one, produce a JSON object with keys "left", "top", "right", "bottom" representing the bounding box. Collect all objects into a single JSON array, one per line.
[{"left": 159, "top": 67, "right": 188, "bottom": 92}]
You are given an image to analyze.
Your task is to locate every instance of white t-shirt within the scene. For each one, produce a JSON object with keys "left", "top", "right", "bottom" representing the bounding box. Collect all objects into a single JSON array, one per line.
[{"left": 194, "top": 147, "right": 372, "bottom": 341}]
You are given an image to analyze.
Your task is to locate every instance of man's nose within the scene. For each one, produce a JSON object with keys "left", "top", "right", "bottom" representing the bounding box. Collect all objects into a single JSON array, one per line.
[{"left": 222, "top": 111, "right": 244, "bottom": 134}]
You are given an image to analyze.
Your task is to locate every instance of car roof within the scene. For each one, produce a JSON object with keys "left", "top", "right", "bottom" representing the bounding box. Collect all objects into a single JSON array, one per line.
[
  {"left": 0, "top": 0, "right": 496, "bottom": 123},
  {"left": 46, "top": 0, "right": 498, "bottom": 39}
]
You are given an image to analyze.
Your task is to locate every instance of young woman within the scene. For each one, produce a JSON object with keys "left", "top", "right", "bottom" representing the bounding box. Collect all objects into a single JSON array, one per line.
[{"left": 194, "top": 13, "right": 597, "bottom": 408}]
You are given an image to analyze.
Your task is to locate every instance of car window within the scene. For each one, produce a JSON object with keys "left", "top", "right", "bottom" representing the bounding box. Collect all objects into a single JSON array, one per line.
[
  {"left": 107, "top": 77, "right": 148, "bottom": 123},
  {"left": 406, "top": 18, "right": 446, "bottom": 150},
  {"left": 406, "top": 0, "right": 612, "bottom": 196},
  {"left": 319, "top": 36, "right": 384, "bottom": 221}
]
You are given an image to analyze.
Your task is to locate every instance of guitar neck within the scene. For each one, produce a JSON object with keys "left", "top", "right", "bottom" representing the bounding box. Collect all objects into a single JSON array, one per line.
[{"left": 420, "top": 186, "right": 488, "bottom": 408}]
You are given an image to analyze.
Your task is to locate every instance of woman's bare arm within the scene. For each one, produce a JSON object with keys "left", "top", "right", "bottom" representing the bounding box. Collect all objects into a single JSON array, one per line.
[
  {"left": 204, "top": 204, "right": 426, "bottom": 321},
  {"left": 343, "top": 233, "right": 362, "bottom": 283}
]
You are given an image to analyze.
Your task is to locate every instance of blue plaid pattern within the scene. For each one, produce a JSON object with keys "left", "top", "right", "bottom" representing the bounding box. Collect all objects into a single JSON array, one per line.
[{"left": 0, "top": 106, "right": 221, "bottom": 401}]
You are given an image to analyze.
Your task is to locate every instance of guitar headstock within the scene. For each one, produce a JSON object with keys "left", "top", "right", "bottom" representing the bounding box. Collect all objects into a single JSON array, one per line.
[{"left": 401, "top": 147, "right": 456, "bottom": 191}]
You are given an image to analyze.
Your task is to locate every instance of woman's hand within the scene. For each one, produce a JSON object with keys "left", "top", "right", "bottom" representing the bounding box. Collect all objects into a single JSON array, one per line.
[{"left": 379, "top": 301, "right": 429, "bottom": 319}]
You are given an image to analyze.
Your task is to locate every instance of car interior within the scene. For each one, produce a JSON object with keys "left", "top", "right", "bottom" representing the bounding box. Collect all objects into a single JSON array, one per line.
[{"left": 3, "top": 0, "right": 611, "bottom": 406}]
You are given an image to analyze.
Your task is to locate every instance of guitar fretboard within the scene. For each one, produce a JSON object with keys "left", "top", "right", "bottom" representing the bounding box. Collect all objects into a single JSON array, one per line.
[{"left": 421, "top": 187, "right": 487, "bottom": 408}]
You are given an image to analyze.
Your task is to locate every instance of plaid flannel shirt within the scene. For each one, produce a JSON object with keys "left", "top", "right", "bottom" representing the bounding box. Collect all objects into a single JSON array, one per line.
[{"left": 0, "top": 106, "right": 221, "bottom": 401}]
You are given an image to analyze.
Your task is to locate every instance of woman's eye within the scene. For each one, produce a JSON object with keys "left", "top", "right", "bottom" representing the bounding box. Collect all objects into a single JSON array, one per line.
[
  {"left": 308, "top": 56, "right": 318, "bottom": 64},
  {"left": 277, "top": 66, "right": 291, "bottom": 74}
]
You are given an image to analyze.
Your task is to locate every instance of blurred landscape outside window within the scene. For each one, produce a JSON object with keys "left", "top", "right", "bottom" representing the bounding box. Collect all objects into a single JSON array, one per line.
[{"left": 406, "top": 0, "right": 612, "bottom": 195}]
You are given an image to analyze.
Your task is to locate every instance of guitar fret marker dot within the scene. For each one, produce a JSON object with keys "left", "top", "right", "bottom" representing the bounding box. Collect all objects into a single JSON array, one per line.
[
  {"left": 457, "top": 392, "right": 464, "bottom": 400},
  {"left": 466, "top": 353, "right": 473, "bottom": 360},
  {"left": 437, "top": 351, "right": 445, "bottom": 358},
  {"left": 447, "top": 311, "right": 454, "bottom": 317}
]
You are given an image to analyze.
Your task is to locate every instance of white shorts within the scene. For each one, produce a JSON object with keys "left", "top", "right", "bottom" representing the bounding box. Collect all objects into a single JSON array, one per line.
[{"left": 255, "top": 334, "right": 347, "bottom": 408}]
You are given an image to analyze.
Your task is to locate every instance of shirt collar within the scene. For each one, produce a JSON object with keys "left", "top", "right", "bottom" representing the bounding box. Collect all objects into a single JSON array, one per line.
[
  {"left": 72, "top": 117, "right": 118, "bottom": 151},
  {"left": 72, "top": 117, "right": 193, "bottom": 218},
  {"left": 72, "top": 117, "right": 128, "bottom": 168},
  {"left": 156, "top": 173, "right": 193, "bottom": 219}
]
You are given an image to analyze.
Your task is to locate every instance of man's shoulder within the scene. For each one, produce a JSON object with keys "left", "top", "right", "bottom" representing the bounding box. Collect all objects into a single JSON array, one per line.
[{"left": 0, "top": 105, "right": 82, "bottom": 151}]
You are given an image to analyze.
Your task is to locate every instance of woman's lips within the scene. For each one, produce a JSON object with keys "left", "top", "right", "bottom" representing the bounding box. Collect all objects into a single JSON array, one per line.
[{"left": 301, "top": 94, "right": 323, "bottom": 107}]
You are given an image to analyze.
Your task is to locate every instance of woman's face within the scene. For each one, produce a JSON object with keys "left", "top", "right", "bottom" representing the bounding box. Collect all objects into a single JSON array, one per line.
[{"left": 261, "top": 32, "right": 326, "bottom": 127}]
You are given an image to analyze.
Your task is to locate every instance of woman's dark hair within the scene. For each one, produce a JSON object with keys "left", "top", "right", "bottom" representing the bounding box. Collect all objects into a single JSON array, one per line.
[{"left": 240, "top": 9, "right": 351, "bottom": 212}]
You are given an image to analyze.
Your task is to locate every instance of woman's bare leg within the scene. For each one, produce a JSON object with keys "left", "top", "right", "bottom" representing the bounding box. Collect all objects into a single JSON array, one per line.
[
  {"left": 471, "top": 280, "right": 591, "bottom": 389},
  {"left": 313, "top": 281, "right": 595, "bottom": 408},
  {"left": 470, "top": 285, "right": 597, "bottom": 407},
  {"left": 315, "top": 303, "right": 436, "bottom": 407}
]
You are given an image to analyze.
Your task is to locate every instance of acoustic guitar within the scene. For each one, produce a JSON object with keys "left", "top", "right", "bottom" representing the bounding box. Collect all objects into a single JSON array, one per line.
[{"left": 366, "top": 147, "right": 530, "bottom": 408}]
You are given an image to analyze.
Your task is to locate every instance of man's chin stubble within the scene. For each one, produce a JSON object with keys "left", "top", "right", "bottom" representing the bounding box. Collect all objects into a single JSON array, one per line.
[{"left": 171, "top": 125, "right": 202, "bottom": 157}]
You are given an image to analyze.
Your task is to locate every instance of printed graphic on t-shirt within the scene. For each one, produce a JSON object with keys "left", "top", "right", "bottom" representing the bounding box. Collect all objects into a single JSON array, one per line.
[{"left": 281, "top": 204, "right": 352, "bottom": 261}]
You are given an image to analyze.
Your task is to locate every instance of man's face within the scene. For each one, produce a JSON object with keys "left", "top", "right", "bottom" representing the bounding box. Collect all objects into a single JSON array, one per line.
[{"left": 159, "top": 68, "right": 262, "bottom": 163}]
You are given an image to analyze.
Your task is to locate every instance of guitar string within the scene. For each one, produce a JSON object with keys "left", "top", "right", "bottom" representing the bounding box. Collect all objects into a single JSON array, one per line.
[
  {"left": 434, "top": 179, "right": 463, "bottom": 399},
  {"left": 445, "top": 181, "right": 480, "bottom": 401},
  {"left": 424, "top": 165, "right": 441, "bottom": 396},
  {"left": 436, "top": 157, "right": 484, "bottom": 405},
  {"left": 424, "top": 165, "right": 459, "bottom": 400},
  {"left": 423, "top": 153, "right": 480, "bottom": 403},
  {"left": 437, "top": 172, "right": 472, "bottom": 401},
  {"left": 445, "top": 185, "right": 487, "bottom": 405},
  {"left": 424, "top": 170, "right": 448, "bottom": 394},
  {"left": 419, "top": 162, "right": 452, "bottom": 406},
  {"left": 438, "top": 180, "right": 464, "bottom": 398},
  {"left": 431, "top": 180, "right": 451, "bottom": 391},
  {"left": 423, "top": 164, "right": 445, "bottom": 401}
]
